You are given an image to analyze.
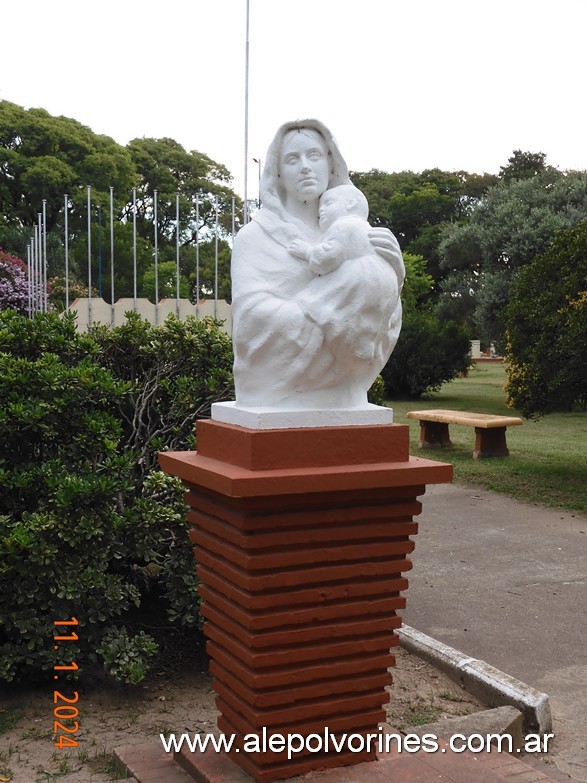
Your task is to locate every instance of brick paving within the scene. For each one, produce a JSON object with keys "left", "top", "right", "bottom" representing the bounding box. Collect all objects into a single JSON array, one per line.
[{"left": 115, "top": 741, "right": 565, "bottom": 783}]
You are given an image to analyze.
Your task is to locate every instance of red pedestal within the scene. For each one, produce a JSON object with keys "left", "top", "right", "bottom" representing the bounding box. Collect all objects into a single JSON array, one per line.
[{"left": 159, "top": 420, "right": 452, "bottom": 783}]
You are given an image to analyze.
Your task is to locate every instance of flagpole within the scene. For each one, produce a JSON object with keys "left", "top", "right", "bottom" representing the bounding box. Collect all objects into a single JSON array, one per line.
[
  {"left": 42, "top": 199, "right": 47, "bottom": 312},
  {"left": 175, "top": 192, "right": 180, "bottom": 317},
  {"left": 64, "top": 194, "right": 69, "bottom": 310},
  {"left": 132, "top": 187, "right": 137, "bottom": 312},
  {"left": 97, "top": 205, "right": 102, "bottom": 298},
  {"left": 37, "top": 213, "right": 43, "bottom": 312},
  {"left": 232, "top": 196, "right": 236, "bottom": 244},
  {"left": 214, "top": 195, "right": 219, "bottom": 318},
  {"left": 110, "top": 186, "right": 115, "bottom": 325},
  {"left": 87, "top": 185, "right": 92, "bottom": 326},
  {"left": 195, "top": 194, "right": 200, "bottom": 317},
  {"left": 154, "top": 189, "right": 159, "bottom": 324},
  {"left": 27, "top": 244, "right": 32, "bottom": 317},
  {"left": 244, "top": 0, "right": 250, "bottom": 224},
  {"left": 32, "top": 229, "right": 38, "bottom": 313}
]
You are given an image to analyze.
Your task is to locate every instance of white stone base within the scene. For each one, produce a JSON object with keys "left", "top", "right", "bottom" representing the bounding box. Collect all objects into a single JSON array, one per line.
[{"left": 211, "top": 401, "right": 394, "bottom": 430}]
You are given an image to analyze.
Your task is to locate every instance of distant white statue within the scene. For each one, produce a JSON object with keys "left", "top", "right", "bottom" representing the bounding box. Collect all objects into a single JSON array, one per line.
[{"left": 230, "top": 119, "right": 404, "bottom": 410}]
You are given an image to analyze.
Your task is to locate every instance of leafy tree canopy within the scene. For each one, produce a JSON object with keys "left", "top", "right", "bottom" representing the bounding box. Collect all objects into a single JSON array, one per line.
[
  {"left": 505, "top": 220, "right": 587, "bottom": 417},
  {"left": 436, "top": 159, "right": 587, "bottom": 347},
  {"left": 440, "top": 168, "right": 587, "bottom": 274},
  {"left": 127, "top": 137, "right": 241, "bottom": 245},
  {"left": 181, "top": 238, "right": 232, "bottom": 303},
  {"left": 499, "top": 149, "right": 551, "bottom": 182},
  {"left": 381, "top": 313, "right": 471, "bottom": 399},
  {"left": 351, "top": 168, "right": 497, "bottom": 282},
  {"left": 401, "top": 252, "right": 434, "bottom": 314},
  {"left": 0, "top": 100, "right": 137, "bottom": 232},
  {"left": 142, "top": 260, "right": 190, "bottom": 302},
  {"left": 0, "top": 102, "right": 243, "bottom": 303}
]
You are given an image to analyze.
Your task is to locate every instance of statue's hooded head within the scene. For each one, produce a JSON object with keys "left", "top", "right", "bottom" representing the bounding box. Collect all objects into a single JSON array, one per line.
[{"left": 259, "top": 119, "right": 351, "bottom": 220}]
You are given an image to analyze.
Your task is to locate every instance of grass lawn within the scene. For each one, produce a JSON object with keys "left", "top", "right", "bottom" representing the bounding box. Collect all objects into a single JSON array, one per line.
[{"left": 388, "top": 362, "right": 587, "bottom": 514}]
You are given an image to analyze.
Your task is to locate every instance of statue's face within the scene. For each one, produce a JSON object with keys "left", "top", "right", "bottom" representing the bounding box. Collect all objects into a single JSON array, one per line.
[
  {"left": 280, "top": 129, "right": 330, "bottom": 204},
  {"left": 319, "top": 190, "right": 345, "bottom": 229}
]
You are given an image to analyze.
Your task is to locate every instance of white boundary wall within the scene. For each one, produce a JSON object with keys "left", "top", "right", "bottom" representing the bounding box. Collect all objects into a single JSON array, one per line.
[{"left": 68, "top": 298, "right": 232, "bottom": 335}]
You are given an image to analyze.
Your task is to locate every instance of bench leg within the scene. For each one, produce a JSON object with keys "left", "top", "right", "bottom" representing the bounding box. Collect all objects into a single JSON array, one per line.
[
  {"left": 419, "top": 421, "right": 452, "bottom": 449},
  {"left": 474, "top": 427, "right": 509, "bottom": 459}
]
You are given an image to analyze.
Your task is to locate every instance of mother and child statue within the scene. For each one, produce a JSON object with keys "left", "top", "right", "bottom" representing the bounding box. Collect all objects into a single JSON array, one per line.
[{"left": 229, "top": 119, "right": 405, "bottom": 413}]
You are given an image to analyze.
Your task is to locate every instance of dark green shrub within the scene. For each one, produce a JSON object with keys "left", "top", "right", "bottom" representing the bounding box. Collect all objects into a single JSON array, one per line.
[
  {"left": 0, "top": 311, "right": 234, "bottom": 684},
  {"left": 381, "top": 313, "right": 471, "bottom": 399},
  {"left": 505, "top": 221, "right": 587, "bottom": 417},
  {"left": 0, "top": 309, "right": 97, "bottom": 364},
  {"left": 367, "top": 375, "right": 385, "bottom": 406},
  {"left": 90, "top": 312, "right": 234, "bottom": 480}
]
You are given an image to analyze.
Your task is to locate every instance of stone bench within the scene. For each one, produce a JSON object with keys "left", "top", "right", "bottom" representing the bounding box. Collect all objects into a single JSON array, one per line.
[{"left": 406, "top": 409, "right": 523, "bottom": 459}]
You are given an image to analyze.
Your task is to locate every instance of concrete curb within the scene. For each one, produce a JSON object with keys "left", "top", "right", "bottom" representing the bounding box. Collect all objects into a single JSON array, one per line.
[
  {"left": 395, "top": 705, "right": 525, "bottom": 750},
  {"left": 398, "top": 625, "right": 552, "bottom": 735}
]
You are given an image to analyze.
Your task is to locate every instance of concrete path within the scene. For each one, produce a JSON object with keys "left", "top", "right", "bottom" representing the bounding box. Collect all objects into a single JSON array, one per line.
[{"left": 402, "top": 483, "right": 587, "bottom": 783}]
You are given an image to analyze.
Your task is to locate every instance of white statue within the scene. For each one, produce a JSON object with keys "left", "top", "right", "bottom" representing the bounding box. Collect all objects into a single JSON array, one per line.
[
  {"left": 230, "top": 119, "right": 404, "bottom": 412},
  {"left": 288, "top": 183, "right": 398, "bottom": 363}
]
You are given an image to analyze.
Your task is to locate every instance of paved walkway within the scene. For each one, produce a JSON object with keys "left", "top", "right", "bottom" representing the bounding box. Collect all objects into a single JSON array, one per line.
[
  {"left": 117, "top": 738, "right": 567, "bottom": 783},
  {"left": 403, "top": 483, "right": 587, "bottom": 783}
]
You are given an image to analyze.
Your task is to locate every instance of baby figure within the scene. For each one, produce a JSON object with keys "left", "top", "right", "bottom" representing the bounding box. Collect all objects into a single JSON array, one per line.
[{"left": 288, "top": 184, "right": 399, "bottom": 363}]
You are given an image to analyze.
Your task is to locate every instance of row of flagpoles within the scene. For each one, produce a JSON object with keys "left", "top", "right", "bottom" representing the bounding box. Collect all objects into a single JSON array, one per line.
[
  {"left": 25, "top": 187, "right": 239, "bottom": 326},
  {"left": 26, "top": 200, "right": 49, "bottom": 315},
  {"left": 26, "top": 0, "right": 257, "bottom": 323},
  {"left": 27, "top": 0, "right": 254, "bottom": 324}
]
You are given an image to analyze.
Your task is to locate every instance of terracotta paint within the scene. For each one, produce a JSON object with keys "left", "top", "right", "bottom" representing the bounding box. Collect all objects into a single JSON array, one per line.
[{"left": 159, "top": 420, "right": 452, "bottom": 782}]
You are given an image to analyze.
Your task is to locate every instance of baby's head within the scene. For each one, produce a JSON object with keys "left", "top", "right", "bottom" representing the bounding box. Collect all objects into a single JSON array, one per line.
[{"left": 318, "top": 184, "right": 369, "bottom": 229}]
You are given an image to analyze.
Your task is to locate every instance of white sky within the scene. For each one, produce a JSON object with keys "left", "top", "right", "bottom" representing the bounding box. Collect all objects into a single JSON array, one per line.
[{"left": 2, "top": 0, "right": 586, "bottom": 200}]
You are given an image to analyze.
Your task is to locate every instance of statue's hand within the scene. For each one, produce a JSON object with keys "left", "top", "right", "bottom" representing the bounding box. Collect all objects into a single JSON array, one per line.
[
  {"left": 368, "top": 226, "right": 405, "bottom": 286},
  {"left": 288, "top": 239, "right": 311, "bottom": 260}
]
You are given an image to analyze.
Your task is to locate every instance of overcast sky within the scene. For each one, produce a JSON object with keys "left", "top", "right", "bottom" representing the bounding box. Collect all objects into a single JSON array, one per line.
[{"left": 2, "top": 0, "right": 586, "bottom": 199}]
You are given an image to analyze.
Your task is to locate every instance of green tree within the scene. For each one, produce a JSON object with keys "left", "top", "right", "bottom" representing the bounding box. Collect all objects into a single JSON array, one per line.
[
  {"left": 381, "top": 315, "right": 471, "bottom": 399},
  {"left": 127, "top": 137, "right": 241, "bottom": 246},
  {"left": 0, "top": 103, "right": 243, "bottom": 305},
  {"left": 142, "top": 260, "right": 190, "bottom": 301},
  {"left": 505, "top": 221, "right": 587, "bottom": 417},
  {"left": 440, "top": 169, "right": 587, "bottom": 274},
  {"left": 0, "top": 101, "right": 140, "bottom": 290},
  {"left": 0, "top": 100, "right": 137, "bottom": 234},
  {"left": 380, "top": 253, "right": 471, "bottom": 399},
  {"left": 472, "top": 270, "right": 512, "bottom": 354},
  {"left": 439, "top": 168, "right": 587, "bottom": 346},
  {"left": 59, "top": 218, "right": 155, "bottom": 303},
  {"left": 401, "top": 252, "right": 434, "bottom": 313},
  {"left": 181, "top": 238, "right": 232, "bottom": 303},
  {"left": 351, "top": 168, "right": 497, "bottom": 283},
  {"left": 499, "top": 150, "right": 550, "bottom": 182},
  {"left": 434, "top": 268, "right": 513, "bottom": 354},
  {"left": 434, "top": 270, "right": 478, "bottom": 332},
  {"left": 0, "top": 312, "right": 153, "bottom": 683}
]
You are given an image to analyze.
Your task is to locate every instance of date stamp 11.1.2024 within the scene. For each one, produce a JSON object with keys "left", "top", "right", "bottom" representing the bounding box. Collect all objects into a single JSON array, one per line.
[{"left": 52, "top": 617, "right": 80, "bottom": 749}]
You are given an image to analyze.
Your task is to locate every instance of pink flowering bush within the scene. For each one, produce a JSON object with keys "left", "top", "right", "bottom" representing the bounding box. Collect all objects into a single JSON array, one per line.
[
  {"left": 0, "top": 249, "right": 29, "bottom": 314},
  {"left": 48, "top": 275, "right": 92, "bottom": 311}
]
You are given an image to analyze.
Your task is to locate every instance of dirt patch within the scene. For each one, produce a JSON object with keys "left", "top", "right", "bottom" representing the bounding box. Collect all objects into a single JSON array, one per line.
[
  {"left": 386, "top": 646, "right": 484, "bottom": 730},
  {"left": 0, "top": 646, "right": 485, "bottom": 783}
]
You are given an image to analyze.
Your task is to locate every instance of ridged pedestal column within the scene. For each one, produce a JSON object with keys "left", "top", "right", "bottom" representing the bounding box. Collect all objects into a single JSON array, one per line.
[{"left": 159, "top": 420, "right": 452, "bottom": 783}]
